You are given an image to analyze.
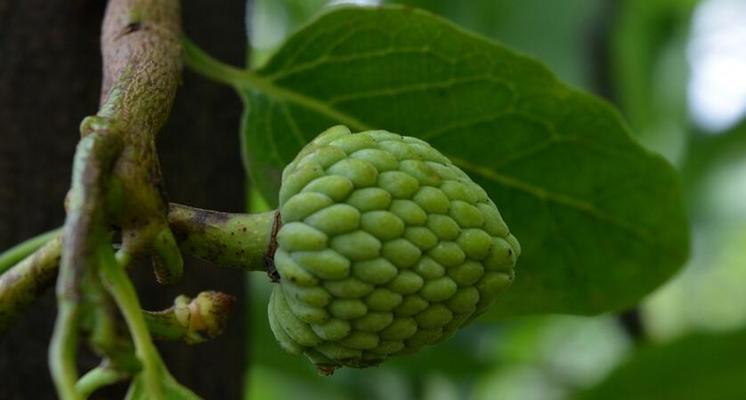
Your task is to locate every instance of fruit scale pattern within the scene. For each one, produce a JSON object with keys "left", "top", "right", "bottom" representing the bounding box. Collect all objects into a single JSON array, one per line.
[{"left": 268, "top": 125, "right": 520, "bottom": 373}]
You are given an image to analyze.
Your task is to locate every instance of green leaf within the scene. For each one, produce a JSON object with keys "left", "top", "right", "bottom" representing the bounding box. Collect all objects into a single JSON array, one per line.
[
  {"left": 575, "top": 329, "right": 746, "bottom": 400},
  {"left": 384, "top": 0, "right": 603, "bottom": 89},
  {"left": 233, "top": 6, "right": 688, "bottom": 316}
]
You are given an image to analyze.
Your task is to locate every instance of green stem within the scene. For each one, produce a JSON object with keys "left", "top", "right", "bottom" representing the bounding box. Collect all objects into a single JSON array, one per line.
[
  {"left": 0, "top": 235, "right": 62, "bottom": 332},
  {"left": 144, "top": 307, "right": 189, "bottom": 342},
  {"left": 168, "top": 204, "right": 276, "bottom": 272},
  {"left": 76, "top": 364, "right": 129, "bottom": 399},
  {"left": 98, "top": 245, "right": 164, "bottom": 400},
  {"left": 84, "top": 265, "right": 118, "bottom": 354},
  {"left": 51, "top": 132, "right": 121, "bottom": 400},
  {"left": 49, "top": 302, "right": 83, "bottom": 400},
  {"left": 182, "top": 37, "right": 250, "bottom": 88},
  {"left": 151, "top": 227, "right": 184, "bottom": 284},
  {"left": 0, "top": 227, "right": 61, "bottom": 275}
]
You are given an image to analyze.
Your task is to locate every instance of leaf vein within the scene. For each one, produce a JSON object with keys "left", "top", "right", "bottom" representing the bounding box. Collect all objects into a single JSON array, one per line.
[
  {"left": 490, "top": 137, "right": 576, "bottom": 169},
  {"left": 451, "top": 156, "right": 653, "bottom": 241},
  {"left": 327, "top": 75, "right": 512, "bottom": 105},
  {"left": 280, "top": 103, "right": 306, "bottom": 147},
  {"left": 266, "top": 47, "right": 456, "bottom": 82},
  {"left": 266, "top": 101, "right": 285, "bottom": 165}
]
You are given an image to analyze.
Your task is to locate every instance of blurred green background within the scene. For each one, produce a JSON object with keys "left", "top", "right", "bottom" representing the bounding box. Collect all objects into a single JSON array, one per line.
[{"left": 243, "top": 0, "right": 746, "bottom": 398}]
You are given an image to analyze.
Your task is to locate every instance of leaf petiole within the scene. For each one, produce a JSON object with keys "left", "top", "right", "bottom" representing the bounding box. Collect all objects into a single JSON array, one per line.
[{"left": 181, "top": 37, "right": 250, "bottom": 89}]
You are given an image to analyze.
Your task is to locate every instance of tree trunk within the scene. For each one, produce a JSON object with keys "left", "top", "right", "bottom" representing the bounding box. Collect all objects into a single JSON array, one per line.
[{"left": 0, "top": 1, "right": 249, "bottom": 398}]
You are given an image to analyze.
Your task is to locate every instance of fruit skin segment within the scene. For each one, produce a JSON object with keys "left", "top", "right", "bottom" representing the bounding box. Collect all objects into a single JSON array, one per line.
[{"left": 268, "top": 125, "right": 520, "bottom": 372}]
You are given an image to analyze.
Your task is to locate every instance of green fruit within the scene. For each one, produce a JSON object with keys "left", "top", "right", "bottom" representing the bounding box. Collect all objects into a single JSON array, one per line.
[{"left": 269, "top": 125, "right": 519, "bottom": 373}]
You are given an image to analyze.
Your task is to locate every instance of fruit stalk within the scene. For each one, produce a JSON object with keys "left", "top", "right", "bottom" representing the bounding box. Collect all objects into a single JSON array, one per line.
[{"left": 168, "top": 204, "right": 277, "bottom": 273}]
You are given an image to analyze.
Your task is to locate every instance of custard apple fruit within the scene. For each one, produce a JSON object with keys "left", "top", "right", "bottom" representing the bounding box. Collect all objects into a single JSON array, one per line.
[{"left": 268, "top": 125, "right": 520, "bottom": 373}]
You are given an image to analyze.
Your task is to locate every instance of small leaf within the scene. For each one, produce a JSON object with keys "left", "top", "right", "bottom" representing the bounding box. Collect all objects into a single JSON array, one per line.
[
  {"left": 238, "top": 6, "right": 689, "bottom": 316},
  {"left": 575, "top": 329, "right": 746, "bottom": 400}
]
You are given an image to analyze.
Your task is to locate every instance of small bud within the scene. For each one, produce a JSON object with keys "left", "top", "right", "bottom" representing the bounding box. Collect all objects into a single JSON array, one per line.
[
  {"left": 145, "top": 291, "right": 236, "bottom": 345},
  {"left": 187, "top": 291, "right": 236, "bottom": 340}
]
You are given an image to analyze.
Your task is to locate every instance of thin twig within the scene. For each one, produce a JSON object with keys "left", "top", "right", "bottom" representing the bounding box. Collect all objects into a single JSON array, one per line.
[
  {"left": 0, "top": 204, "right": 274, "bottom": 334},
  {"left": 0, "top": 227, "right": 61, "bottom": 275},
  {"left": 0, "top": 235, "right": 62, "bottom": 331}
]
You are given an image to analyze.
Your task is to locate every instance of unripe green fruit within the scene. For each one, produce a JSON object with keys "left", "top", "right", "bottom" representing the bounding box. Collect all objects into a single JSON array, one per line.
[{"left": 268, "top": 126, "right": 520, "bottom": 373}]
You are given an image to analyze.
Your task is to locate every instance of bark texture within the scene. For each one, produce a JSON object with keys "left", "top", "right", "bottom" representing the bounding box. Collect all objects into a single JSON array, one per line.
[{"left": 0, "top": 1, "right": 248, "bottom": 398}]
